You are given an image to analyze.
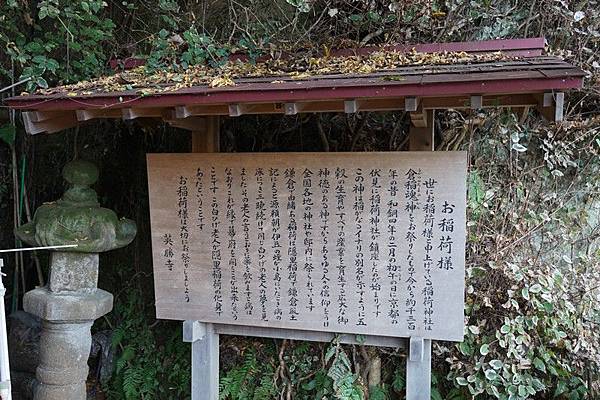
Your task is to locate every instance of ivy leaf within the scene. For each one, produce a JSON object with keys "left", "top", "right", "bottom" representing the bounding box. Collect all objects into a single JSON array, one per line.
[
  {"left": 489, "top": 359, "right": 503, "bottom": 370},
  {"left": 530, "top": 283, "right": 542, "bottom": 293},
  {"left": 512, "top": 143, "right": 527, "bottom": 152},
  {"left": 36, "top": 77, "right": 49, "bottom": 89},
  {"left": 456, "top": 377, "right": 468, "bottom": 386},
  {"left": 518, "top": 385, "right": 528, "bottom": 397},
  {"left": 533, "top": 357, "right": 546, "bottom": 372},
  {"left": 468, "top": 325, "right": 480, "bottom": 335},
  {"left": 484, "top": 369, "right": 498, "bottom": 380},
  {"left": 479, "top": 344, "right": 490, "bottom": 356},
  {"left": 0, "top": 123, "right": 16, "bottom": 146}
]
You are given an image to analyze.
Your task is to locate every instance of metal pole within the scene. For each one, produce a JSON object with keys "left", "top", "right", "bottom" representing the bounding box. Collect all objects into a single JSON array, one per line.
[{"left": 0, "top": 258, "right": 12, "bottom": 400}]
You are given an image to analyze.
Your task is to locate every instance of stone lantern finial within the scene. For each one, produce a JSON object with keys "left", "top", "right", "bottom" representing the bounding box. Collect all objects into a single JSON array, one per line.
[
  {"left": 18, "top": 160, "right": 137, "bottom": 400},
  {"left": 16, "top": 159, "right": 136, "bottom": 253}
]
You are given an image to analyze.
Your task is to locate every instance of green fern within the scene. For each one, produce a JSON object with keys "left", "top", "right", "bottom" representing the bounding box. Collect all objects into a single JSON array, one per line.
[
  {"left": 325, "top": 343, "right": 365, "bottom": 400},
  {"left": 220, "top": 349, "right": 275, "bottom": 400}
]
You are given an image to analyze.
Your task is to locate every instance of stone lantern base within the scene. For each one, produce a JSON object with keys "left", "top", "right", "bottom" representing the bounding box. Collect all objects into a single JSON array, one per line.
[{"left": 23, "top": 253, "right": 113, "bottom": 400}]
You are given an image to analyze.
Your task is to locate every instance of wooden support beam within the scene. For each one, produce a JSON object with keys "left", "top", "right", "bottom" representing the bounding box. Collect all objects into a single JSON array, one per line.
[
  {"left": 22, "top": 111, "right": 78, "bottom": 135},
  {"left": 407, "top": 102, "right": 434, "bottom": 399},
  {"left": 406, "top": 338, "right": 431, "bottom": 400},
  {"left": 186, "top": 108, "right": 220, "bottom": 400},
  {"left": 409, "top": 110, "right": 435, "bottom": 151},
  {"left": 191, "top": 116, "right": 220, "bottom": 153},
  {"left": 183, "top": 321, "right": 219, "bottom": 400},
  {"left": 213, "top": 324, "right": 405, "bottom": 348}
]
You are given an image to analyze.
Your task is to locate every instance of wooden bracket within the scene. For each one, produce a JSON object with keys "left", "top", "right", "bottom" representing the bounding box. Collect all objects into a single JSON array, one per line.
[
  {"left": 344, "top": 99, "right": 360, "bottom": 114},
  {"left": 122, "top": 107, "right": 171, "bottom": 120},
  {"left": 284, "top": 103, "right": 305, "bottom": 115},
  {"left": 76, "top": 109, "right": 121, "bottom": 122},
  {"left": 536, "top": 92, "right": 564, "bottom": 122},
  {"left": 405, "top": 97, "right": 419, "bottom": 112},
  {"left": 22, "top": 111, "right": 78, "bottom": 135},
  {"left": 470, "top": 95, "right": 483, "bottom": 110},
  {"left": 228, "top": 104, "right": 252, "bottom": 117}
]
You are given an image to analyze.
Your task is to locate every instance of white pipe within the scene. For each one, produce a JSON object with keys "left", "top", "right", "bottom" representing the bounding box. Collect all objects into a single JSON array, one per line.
[
  {"left": 0, "top": 259, "right": 11, "bottom": 400},
  {"left": 0, "top": 244, "right": 78, "bottom": 253}
]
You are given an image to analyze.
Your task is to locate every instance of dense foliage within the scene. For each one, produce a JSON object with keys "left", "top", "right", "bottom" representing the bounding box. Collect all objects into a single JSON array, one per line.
[{"left": 1, "top": 1, "right": 599, "bottom": 399}]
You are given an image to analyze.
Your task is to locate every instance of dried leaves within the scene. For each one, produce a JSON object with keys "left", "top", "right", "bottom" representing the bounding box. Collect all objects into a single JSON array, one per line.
[{"left": 33, "top": 48, "right": 517, "bottom": 97}]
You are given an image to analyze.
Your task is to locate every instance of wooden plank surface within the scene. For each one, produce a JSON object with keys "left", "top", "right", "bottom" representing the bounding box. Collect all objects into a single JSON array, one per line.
[
  {"left": 148, "top": 152, "right": 467, "bottom": 341},
  {"left": 213, "top": 324, "right": 406, "bottom": 348}
]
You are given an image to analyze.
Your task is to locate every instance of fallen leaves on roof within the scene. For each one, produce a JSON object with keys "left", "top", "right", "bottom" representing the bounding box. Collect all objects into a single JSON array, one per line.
[{"left": 33, "top": 48, "right": 520, "bottom": 97}]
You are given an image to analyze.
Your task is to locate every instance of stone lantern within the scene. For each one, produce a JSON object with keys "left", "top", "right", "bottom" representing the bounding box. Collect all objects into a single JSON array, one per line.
[{"left": 15, "top": 160, "right": 136, "bottom": 400}]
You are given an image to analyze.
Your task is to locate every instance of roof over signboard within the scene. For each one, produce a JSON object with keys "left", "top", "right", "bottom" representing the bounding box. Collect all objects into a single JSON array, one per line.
[{"left": 3, "top": 37, "right": 585, "bottom": 135}]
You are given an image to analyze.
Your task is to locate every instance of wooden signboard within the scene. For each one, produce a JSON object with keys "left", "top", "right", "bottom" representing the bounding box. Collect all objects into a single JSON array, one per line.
[{"left": 148, "top": 152, "right": 467, "bottom": 342}]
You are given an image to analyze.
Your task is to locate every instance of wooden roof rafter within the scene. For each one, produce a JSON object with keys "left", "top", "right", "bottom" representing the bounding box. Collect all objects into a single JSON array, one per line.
[{"left": 15, "top": 92, "right": 569, "bottom": 135}]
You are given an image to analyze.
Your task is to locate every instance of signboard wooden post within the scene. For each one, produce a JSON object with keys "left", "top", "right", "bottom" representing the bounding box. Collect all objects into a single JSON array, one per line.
[{"left": 147, "top": 150, "right": 467, "bottom": 399}]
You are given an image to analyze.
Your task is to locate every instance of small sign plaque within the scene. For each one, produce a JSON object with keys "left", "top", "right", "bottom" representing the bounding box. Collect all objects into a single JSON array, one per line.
[{"left": 148, "top": 152, "right": 467, "bottom": 341}]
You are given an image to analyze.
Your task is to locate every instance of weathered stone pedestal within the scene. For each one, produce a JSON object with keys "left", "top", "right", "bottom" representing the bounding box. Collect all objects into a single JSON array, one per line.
[
  {"left": 15, "top": 160, "right": 136, "bottom": 400},
  {"left": 24, "top": 253, "right": 112, "bottom": 399}
]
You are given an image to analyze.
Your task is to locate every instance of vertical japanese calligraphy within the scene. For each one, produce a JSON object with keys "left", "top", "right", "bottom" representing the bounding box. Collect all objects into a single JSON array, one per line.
[
  {"left": 386, "top": 169, "right": 400, "bottom": 325},
  {"left": 149, "top": 152, "right": 467, "bottom": 341},
  {"left": 318, "top": 168, "right": 332, "bottom": 328},
  {"left": 285, "top": 168, "right": 299, "bottom": 321},
  {"left": 270, "top": 168, "right": 283, "bottom": 321},
  {"left": 210, "top": 167, "right": 223, "bottom": 315},
  {"left": 353, "top": 168, "right": 367, "bottom": 326},
  {"left": 422, "top": 178, "right": 437, "bottom": 331},
  {"left": 369, "top": 169, "right": 383, "bottom": 318},
  {"left": 302, "top": 169, "right": 315, "bottom": 312},
  {"left": 177, "top": 176, "right": 190, "bottom": 303},
  {"left": 335, "top": 168, "right": 349, "bottom": 325},
  {"left": 225, "top": 168, "right": 239, "bottom": 320},
  {"left": 255, "top": 169, "right": 268, "bottom": 321},
  {"left": 241, "top": 169, "right": 253, "bottom": 316},
  {"left": 195, "top": 168, "right": 205, "bottom": 231},
  {"left": 404, "top": 169, "right": 420, "bottom": 331}
]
